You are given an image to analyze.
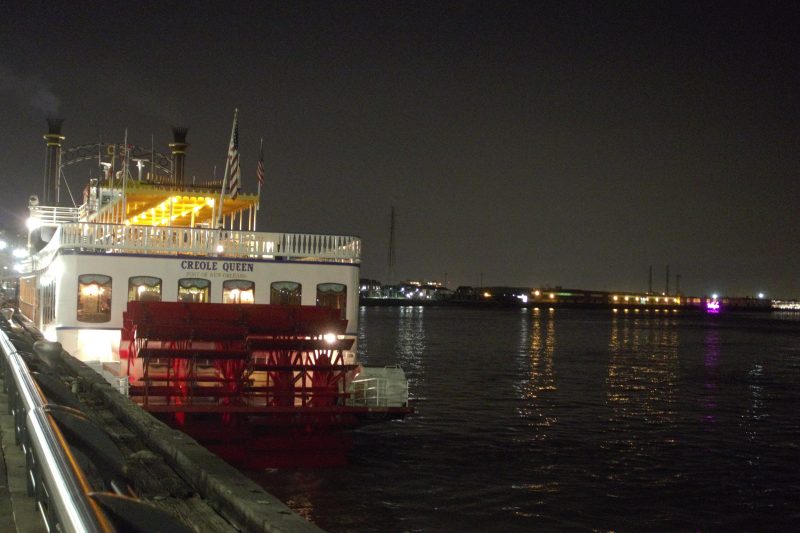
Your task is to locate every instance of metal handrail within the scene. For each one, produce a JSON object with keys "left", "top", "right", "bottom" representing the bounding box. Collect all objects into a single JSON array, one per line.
[
  {"left": 29, "top": 204, "right": 87, "bottom": 225},
  {"left": 348, "top": 377, "right": 388, "bottom": 407},
  {"left": 0, "top": 326, "right": 108, "bottom": 532},
  {"left": 24, "top": 222, "right": 361, "bottom": 274}
]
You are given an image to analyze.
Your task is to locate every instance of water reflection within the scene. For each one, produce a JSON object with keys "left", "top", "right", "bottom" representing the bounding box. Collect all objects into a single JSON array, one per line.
[
  {"left": 395, "top": 306, "right": 426, "bottom": 366},
  {"left": 743, "top": 359, "right": 766, "bottom": 445},
  {"left": 253, "top": 309, "right": 800, "bottom": 532},
  {"left": 702, "top": 329, "right": 720, "bottom": 426},
  {"left": 520, "top": 309, "right": 557, "bottom": 439},
  {"left": 279, "top": 472, "right": 323, "bottom": 522},
  {"left": 606, "top": 316, "right": 679, "bottom": 436},
  {"left": 393, "top": 307, "right": 427, "bottom": 399}
]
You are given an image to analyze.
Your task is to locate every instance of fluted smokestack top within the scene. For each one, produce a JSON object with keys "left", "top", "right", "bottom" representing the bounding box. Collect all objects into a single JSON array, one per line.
[
  {"left": 169, "top": 126, "right": 189, "bottom": 184},
  {"left": 43, "top": 119, "right": 64, "bottom": 204},
  {"left": 47, "top": 118, "right": 64, "bottom": 136},
  {"left": 171, "top": 126, "right": 188, "bottom": 144}
]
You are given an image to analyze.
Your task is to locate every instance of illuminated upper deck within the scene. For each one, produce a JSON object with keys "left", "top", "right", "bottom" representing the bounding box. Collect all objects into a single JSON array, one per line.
[
  {"left": 26, "top": 125, "right": 360, "bottom": 271},
  {"left": 24, "top": 221, "right": 360, "bottom": 272},
  {"left": 25, "top": 182, "right": 360, "bottom": 271}
]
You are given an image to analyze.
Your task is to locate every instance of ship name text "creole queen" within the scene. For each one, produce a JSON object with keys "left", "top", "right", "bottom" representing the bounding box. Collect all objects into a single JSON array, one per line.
[{"left": 180, "top": 260, "right": 255, "bottom": 272}]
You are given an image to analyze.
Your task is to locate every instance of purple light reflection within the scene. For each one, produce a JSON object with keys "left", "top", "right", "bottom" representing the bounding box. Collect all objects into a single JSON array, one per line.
[{"left": 702, "top": 330, "right": 720, "bottom": 426}]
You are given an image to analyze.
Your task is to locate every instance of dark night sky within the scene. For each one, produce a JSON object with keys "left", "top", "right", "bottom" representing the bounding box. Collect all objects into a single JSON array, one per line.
[{"left": 1, "top": 1, "right": 798, "bottom": 296}]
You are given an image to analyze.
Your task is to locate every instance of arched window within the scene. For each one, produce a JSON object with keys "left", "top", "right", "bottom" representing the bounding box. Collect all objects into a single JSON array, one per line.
[
  {"left": 128, "top": 276, "right": 162, "bottom": 302},
  {"left": 223, "top": 279, "right": 255, "bottom": 304},
  {"left": 316, "top": 283, "right": 346, "bottom": 318},
  {"left": 270, "top": 281, "right": 302, "bottom": 305},
  {"left": 77, "top": 274, "right": 112, "bottom": 323},
  {"left": 178, "top": 278, "right": 210, "bottom": 303}
]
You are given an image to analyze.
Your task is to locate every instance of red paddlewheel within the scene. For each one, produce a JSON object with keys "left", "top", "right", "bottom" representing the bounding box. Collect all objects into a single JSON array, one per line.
[{"left": 121, "top": 301, "right": 357, "bottom": 416}]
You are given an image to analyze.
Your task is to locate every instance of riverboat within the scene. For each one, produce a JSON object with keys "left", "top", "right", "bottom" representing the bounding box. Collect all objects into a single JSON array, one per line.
[{"left": 15, "top": 119, "right": 411, "bottom": 467}]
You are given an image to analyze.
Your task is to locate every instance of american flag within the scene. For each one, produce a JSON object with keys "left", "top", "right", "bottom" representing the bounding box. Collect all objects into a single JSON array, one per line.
[
  {"left": 256, "top": 141, "right": 264, "bottom": 187},
  {"left": 227, "top": 112, "right": 241, "bottom": 199}
]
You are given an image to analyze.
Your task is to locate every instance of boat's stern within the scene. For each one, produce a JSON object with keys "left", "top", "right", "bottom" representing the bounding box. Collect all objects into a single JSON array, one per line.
[{"left": 347, "top": 365, "right": 412, "bottom": 421}]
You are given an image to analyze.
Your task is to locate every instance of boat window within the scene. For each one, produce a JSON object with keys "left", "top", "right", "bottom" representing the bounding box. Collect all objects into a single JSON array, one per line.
[
  {"left": 178, "top": 278, "right": 210, "bottom": 303},
  {"left": 77, "top": 274, "right": 112, "bottom": 323},
  {"left": 223, "top": 279, "right": 255, "bottom": 304},
  {"left": 270, "top": 281, "right": 302, "bottom": 305},
  {"left": 128, "top": 276, "right": 162, "bottom": 302},
  {"left": 316, "top": 283, "right": 346, "bottom": 318}
]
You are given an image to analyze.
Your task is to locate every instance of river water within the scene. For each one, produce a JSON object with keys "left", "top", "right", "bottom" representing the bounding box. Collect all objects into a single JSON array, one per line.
[{"left": 249, "top": 306, "right": 800, "bottom": 532}]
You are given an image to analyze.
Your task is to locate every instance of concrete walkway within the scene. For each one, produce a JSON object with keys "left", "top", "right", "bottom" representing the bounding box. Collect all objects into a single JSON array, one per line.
[{"left": 0, "top": 388, "right": 47, "bottom": 533}]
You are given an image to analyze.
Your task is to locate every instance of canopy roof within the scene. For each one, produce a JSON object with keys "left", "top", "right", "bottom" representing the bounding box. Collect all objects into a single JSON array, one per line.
[{"left": 94, "top": 183, "right": 258, "bottom": 227}]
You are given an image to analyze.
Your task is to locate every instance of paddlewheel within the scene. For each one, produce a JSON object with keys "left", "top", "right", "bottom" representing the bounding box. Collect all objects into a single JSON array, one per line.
[{"left": 120, "top": 301, "right": 404, "bottom": 467}]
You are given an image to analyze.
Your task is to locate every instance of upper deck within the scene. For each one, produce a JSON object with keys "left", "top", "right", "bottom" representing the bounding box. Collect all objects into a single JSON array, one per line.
[
  {"left": 25, "top": 220, "right": 360, "bottom": 274},
  {"left": 25, "top": 179, "right": 360, "bottom": 274},
  {"left": 26, "top": 124, "right": 362, "bottom": 276}
]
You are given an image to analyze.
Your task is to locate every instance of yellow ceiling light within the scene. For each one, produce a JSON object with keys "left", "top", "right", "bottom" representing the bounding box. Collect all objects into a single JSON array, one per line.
[{"left": 121, "top": 186, "right": 255, "bottom": 227}]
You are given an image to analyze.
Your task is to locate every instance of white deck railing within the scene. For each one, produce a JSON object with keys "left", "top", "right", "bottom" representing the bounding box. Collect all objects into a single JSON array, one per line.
[
  {"left": 27, "top": 223, "right": 360, "bottom": 272},
  {"left": 347, "top": 377, "right": 389, "bottom": 407},
  {"left": 29, "top": 205, "right": 88, "bottom": 225}
]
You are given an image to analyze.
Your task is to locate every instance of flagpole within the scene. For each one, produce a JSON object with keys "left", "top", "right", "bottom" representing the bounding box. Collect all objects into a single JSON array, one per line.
[
  {"left": 150, "top": 133, "right": 155, "bottom": 182},
  {"left": 217, "top": 108, "right": 238, "bottom": 228},
  {"left": 256, "top": 137, "right": 263, "bottom": 209},
  {"left": 121, "top": 129, "right": 128, "bottom": 224},
  {"left": 254, "top": 137, "right": 263, "bottom": 231},
  {"left": 210, "top": 165, "right": 217, "bottom": 226}
]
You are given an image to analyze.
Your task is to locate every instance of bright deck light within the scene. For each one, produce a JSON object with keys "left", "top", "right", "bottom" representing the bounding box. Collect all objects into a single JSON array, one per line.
[
  {"left": 26, "top": 217, "right": 42, "bottom": 231},
  {"left": 12, "top": 248, "right": 28, "bottom": 258}
]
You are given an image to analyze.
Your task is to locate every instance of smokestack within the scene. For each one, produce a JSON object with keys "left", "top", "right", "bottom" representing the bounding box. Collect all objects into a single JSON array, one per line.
[
  {"left": 665, "top": 265, "right": 670, "bottom": 294},
  {"left": 43, "top": 118, "right": 65, "bottom": 204},
  {"left": 648, "top": 265, "right": 653, "bottom": 294},
  {"left": 169, "top": 127, "right": 189, "bottom": 185}
]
